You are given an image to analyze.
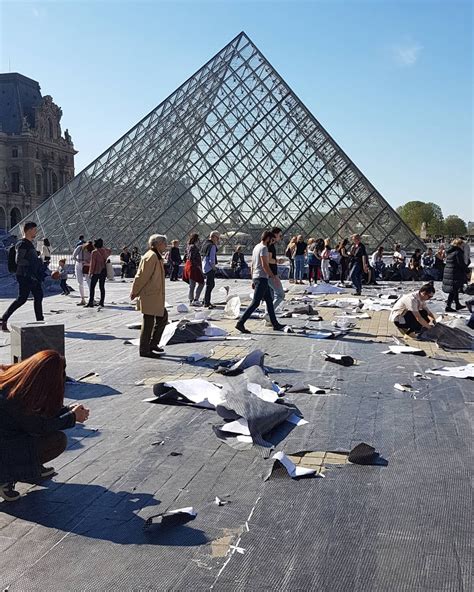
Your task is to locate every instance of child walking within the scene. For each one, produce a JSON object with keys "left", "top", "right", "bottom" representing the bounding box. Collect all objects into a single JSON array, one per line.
[{"left": 57, "top": 259, "right": 71, "bottom": 295}]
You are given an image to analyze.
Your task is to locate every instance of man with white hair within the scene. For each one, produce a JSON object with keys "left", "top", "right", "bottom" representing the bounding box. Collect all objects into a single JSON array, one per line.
[
  {"left": 202, "top": 230, "right": 220, "bottom": 309},
  {"left": 130, "top": 234, "right": 168, "bottom": 359}
]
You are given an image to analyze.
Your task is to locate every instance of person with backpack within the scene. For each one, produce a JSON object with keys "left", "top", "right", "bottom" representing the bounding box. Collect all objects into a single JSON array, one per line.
[{"left": 2, "top": 221, "right": 45, "bottom": 332}]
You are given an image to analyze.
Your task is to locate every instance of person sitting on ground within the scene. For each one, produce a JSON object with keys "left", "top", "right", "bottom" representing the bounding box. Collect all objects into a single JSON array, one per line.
[
  {"left": 169, "top": 240, "right": 182, "bottom": 282},
  {"left": 422, "top": 247, "right": 434, "bottom": 269},
  {"left": 57, "top": 258, "right": 71, "bottom": 295},
  {"left": 0, "top": 350, "right": 90, "bottom": 502},
  {"left": 370, "top": 246, "right": 386, "bottom": 279},
  {"left": 130, "top": 234, "right": 168, "bottom": 359},
  {"left": 389, "top": 282, "right": 437, "bottom": 335},
  {"left": 231, "top": 245, "right": 248, "bottom": 279},
  {"left": 393, "top": 243, "right": 407, "bottom": 269},
  {"left": 409, "top": 249, "right": 422, "bottom": 280}
]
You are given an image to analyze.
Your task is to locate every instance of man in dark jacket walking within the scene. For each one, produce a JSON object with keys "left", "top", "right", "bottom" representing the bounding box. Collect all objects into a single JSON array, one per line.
[
  {"left": 442, "top": 238, "right": 469, "bottom": 312},
  {"left": 1, "top": 221, "right": 45, "bottom": 332}
]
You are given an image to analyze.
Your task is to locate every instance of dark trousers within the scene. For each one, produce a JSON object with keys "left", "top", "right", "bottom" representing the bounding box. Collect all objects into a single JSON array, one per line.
[
  {"left": 447, "top": 288, "right": 461, "bottom": 308},
  {"left": 121, "top": 264, "right": 129, "bottom": 279},
  {"left": 350, "top": 263, "right": 362, "bottom": 293},
  {"left": 140, "top": 309, "right": 169, "bottom": 354},
  {"left": 239, "top": 277, "right": 278, "bottom": 327},
  {"left": 170, "top": 262, "right": 180, "bottom": 281},
  {"left": 60, "top": 279, "right": 70, "bottom": 294},
  {"left": 395, "top": 310, "right": 429, "bottom": 334},
  {"left": 2, "top": 276, "right": 44, "bottom": 322},
  {"left": 308, "top": 264, "right": 318, "bottom": 283},
  {"left": 88, "top": 269, "right": 106, "bottom": 306},
  {"left": 38, "top": 431, "right": 68, "bottom": 465},
  {"left": 204, "top": 269, "right": 215, "bottom": 306}
]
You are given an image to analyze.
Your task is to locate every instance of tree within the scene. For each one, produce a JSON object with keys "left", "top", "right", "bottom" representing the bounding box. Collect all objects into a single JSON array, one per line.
[
  {"left": 443, "top": 215, "right": 467, "bottom": 237},
  {"left": 396, "top": 201, "right": 444, "bottom": 235}
]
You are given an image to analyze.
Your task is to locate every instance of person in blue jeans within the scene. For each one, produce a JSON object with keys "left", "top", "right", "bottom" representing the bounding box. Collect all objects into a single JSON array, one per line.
[
  {"left": 348, "top": 233, "right": 368, "bottom": 296},
  {"left": 236, "top": 231, "right": 285, "bottom": 334},
  {"left": 293, "top": 235, "right": 307, "bottom": 283},
  {"left": 202, "top": 231, "right": 220, "bottom": 309}
]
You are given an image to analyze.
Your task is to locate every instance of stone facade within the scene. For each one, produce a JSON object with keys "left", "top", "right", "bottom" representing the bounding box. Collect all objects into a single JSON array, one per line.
[{"left": 0, "top": 73, "right": 77, "bottom": 231}]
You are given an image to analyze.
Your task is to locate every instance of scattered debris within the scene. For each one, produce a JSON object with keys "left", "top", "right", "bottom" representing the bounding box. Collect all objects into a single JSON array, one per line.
[
  {"left": 322, "top": 353, "right": 355, "bottom": 367},
  {"left": 144, "top": 507, "right": 197, "bottom": 530},
  {"left": 176, "top": 303, "right": 190, "bottom": 313},
  {"left": 418, "top": 323, "right": 473, "bottom": 351},
  {"left": 123, "top": 338, "right": 140, "bottom": 346},
  {"left": 382, "top": 345, "right": 426, "bottom": 356},
  {"left": 394, "top": 383, "right": 419, "bottom": 393},
  {"left": 413, "top": 372, "right": 432, "bottom": 380},
  {"left": 266, "top": 451, "right": 319, "bottom": 479},
  {"left": 214, "top": 496, "right": 229, "bottom": 506},
  {"left": 426, "top": 363, "right": 474, "bottom": 379},
  {"left": 216, "top": 349, "right": 265, "bottom": 376},
  {"left": 126, "top": 322, "right": 142, "bottom": 329},
  {"left": 223, "top": 295, "right": 241, "bottom": 319}
]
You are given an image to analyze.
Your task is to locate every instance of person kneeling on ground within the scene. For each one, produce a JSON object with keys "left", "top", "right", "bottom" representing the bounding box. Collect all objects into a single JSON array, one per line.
[
  {"left": 0, "top": 350, "right": 90, "bottom": 502},
  {"left": 130, "top": 234, "right": 168, "bottom": 359},
  {"left": 389, "top": 282, "right": 437, "bottom": 335}
]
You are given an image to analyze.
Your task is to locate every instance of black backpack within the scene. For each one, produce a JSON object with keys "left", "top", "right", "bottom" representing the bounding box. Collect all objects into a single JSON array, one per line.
[{"left": 7, "top": 244, "right": 17, "bottom": 273}]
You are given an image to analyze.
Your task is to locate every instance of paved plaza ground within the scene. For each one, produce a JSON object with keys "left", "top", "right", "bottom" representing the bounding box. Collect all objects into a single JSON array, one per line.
[{"left": 0, "top": 275, "right": 472, "bottom": 591}]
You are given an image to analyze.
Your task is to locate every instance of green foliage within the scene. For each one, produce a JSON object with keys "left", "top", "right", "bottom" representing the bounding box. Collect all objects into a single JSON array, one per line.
[
  {"left": 397, "top": 201, "right": 444, "bottom": 235},
  {"left": 443, "top": 215, "right": 467, "bottom": 236}
]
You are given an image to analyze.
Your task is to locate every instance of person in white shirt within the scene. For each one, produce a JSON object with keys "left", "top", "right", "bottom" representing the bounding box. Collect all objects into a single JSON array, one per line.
[
  {"left": 389, "top": 282, "right": 437, "bottom": 334},
  {"left": 393, "top": 244, "right": 407, "bottom": 268},
  {"left": 40, "top": 238, "right": 51, "bottom": 266}
]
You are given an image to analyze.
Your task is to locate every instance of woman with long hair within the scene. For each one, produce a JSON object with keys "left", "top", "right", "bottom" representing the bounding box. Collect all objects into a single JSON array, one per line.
[
  {"left": 320, "top": 239, "right": 331, "bottom": 282},
  {"left": 72, "top": 240, "right": 93, "bottom": 306},
  {"left": 442, "top": 238, "right": 469, "bottom": 312},
  {"left": 86, "top": 238, "right": 111, "bottom": 308},
  {"left": 0, "top": 350, "right": 90, "bottom": 502},
  {"left": 285, "top": 236, "right": 297, "bottom": 283},
  {"left": 182, "top": 233, "right": 205, "bottom": 305}
]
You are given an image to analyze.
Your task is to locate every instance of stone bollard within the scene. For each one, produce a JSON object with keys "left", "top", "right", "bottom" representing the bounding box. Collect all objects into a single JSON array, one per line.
[{"left": 10, "top": 322, "right": 65, "bottom": 363}]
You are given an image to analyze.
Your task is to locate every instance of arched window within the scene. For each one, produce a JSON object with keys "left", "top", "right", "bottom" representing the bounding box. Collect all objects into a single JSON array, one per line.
[
  {"left": 0, "top": 207, "right": 6, "bottom": 231},
  {"left": 52, "top": 172, "right": 58, "bottom": 194},
  {"left": 10, "top": 172, "right": 20, "bottom": 193},
  {"left": 10, "top": 207, "right": 22, "bottom": 229}
]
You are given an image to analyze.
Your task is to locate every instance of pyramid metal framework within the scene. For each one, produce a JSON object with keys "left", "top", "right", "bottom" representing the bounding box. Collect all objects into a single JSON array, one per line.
[{"left": 14, "top": 32, "right": 424, "bottom": 254}]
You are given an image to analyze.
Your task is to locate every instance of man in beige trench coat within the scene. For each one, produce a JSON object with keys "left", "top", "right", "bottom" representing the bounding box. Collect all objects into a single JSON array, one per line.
[{"left": 130, "top": 234, "right": 168, "bottom": 358}]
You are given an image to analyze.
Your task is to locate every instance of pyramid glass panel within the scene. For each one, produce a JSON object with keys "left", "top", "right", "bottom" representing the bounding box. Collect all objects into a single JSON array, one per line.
[{"left": 13, "top": 32, "right": 424, "bottom": 255}]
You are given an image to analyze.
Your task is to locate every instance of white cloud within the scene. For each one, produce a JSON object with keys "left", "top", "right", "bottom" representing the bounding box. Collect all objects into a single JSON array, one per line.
[{"left": 392, "top": 42, "right": 423, "bottom": 67}]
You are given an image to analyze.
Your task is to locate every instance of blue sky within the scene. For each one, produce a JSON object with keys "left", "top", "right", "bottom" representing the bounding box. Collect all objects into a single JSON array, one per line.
[{"left": 1, "top": 0, "right": 472, "bottom": 221}]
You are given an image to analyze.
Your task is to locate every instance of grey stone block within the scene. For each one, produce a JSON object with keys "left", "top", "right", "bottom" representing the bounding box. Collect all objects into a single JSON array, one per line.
[{"left": 10, "top": 322, "right": 65, "bottom": 363}]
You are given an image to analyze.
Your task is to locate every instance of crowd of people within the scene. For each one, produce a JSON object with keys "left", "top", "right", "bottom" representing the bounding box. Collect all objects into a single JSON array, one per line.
[{"left": 0, "top": 220, "right": 472, "bottom": 501}]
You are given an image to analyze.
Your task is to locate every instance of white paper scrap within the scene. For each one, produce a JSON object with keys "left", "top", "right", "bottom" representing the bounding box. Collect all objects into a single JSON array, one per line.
[
  {"left": 426, "top": 363, "right": 474, "bottom": 379},
  {"left": 394, "top": 383, "right": 419, "bottom": 393},
  {"left": 247, "top": 382, "right": 279, "bottom": 403},
  {"left": 166, "top": 507, "right": 197, "bottom": 517},
  {"left": 221, "top": 418, "right": 251, "bottom": 436},
  {"left": 383, "top": 345, "right": 425, "bottom": 355},
  {"left": 163, "top": 378, "right": 224, "bottom": 407},
  {"left": 272, "top": 451, "right": 316, "bottom": 478}
]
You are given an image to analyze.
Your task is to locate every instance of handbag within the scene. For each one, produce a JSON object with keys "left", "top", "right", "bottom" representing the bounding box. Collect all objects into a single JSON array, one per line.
[{"left": 82, "top": 264, "right": 90, "bottom": 274}]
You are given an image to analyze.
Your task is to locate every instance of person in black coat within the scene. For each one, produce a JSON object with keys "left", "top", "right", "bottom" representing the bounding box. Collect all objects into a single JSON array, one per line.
[
  {"left": 442, "top": 238, "right": 469, "bottom": 312},
  {"left": 0, "top": 350, "right": 90, "bottom": 502}
]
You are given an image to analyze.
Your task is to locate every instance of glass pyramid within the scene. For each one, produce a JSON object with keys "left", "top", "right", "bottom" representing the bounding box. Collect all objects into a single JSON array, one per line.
[{"left": 14, "top": 32, "right": 424, "bottom": 255}]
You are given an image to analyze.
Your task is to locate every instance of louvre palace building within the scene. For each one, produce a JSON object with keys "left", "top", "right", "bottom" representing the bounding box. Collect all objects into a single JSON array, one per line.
[{"left": 0, "top": 73, "right": 76, "bottom": 231}]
